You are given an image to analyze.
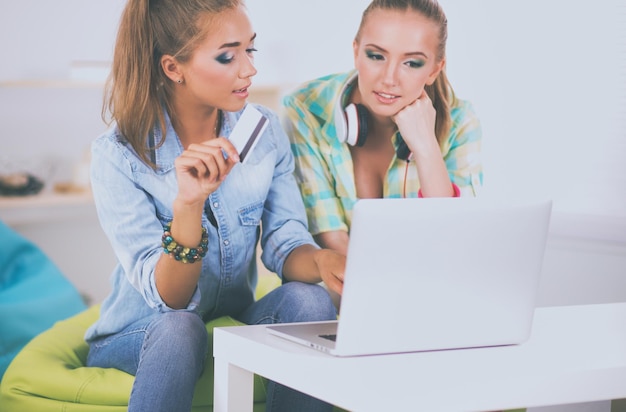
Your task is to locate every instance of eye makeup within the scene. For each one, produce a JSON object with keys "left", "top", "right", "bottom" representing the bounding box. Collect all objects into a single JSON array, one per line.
[
  {"left": 215, "top": 33, "right": 257, "bottom": 65},
  {"left": 365, "top": 48, "right": 427, "bottom": 69},
  {"left": 406, "top": 59, "right": 426, "bottom": 69},
  {"left": 215, "top": 46, "right": 257, "bottom": 65},
  {"left": 365, "top": 49, "right": 384, "bottom": 61},
  {"left": 216, "top": 52, "right": 235, "bottom": 64}
]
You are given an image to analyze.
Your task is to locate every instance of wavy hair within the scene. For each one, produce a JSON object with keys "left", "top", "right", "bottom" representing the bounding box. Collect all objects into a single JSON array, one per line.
[
  {"left": 356, "top": 0, "right": 456, "bottom": 144},
  {"left": 103, "top": 0, "right": 242, "bottom": 167}
]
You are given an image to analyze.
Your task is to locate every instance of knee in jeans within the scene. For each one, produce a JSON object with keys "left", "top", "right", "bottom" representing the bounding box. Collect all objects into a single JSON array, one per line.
[
  {"left": 282, "top": 282, "right": 336, "bottom": 322},
  {"left": 151, "top": 311, "right": 208, "bottom": 359}
]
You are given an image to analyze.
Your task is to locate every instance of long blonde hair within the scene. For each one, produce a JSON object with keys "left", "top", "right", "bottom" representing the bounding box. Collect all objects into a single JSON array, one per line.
[
  {"left": 356, "top": 0, "right": 456, "bottom": 144},
  {"left": 103, "top": 0, "right": 241, "bottom": 167}
]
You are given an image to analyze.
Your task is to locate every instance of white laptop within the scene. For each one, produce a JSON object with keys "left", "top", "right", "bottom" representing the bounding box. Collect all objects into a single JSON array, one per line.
[{"left": 266, "top": 196, "right": 553, "bottom": 356}]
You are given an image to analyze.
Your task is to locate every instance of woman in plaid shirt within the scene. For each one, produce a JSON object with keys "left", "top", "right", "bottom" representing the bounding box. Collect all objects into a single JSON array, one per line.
[{"left": 282, "top": 0, "right": 483, "bottom": 262}]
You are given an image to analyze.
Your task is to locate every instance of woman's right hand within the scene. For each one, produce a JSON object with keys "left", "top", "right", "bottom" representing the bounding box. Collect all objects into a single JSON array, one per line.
[
  {"left": 156, "top": 138, "right": 238, "bottom": 309},
  {"left": 174, "top": 138, "right": 240, "bottom": 205},
  {"left": 392, "top": 90, "right": 438, "bottom": 156}
]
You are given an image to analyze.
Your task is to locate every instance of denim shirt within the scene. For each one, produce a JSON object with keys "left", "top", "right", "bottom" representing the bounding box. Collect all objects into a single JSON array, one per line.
[{"left": 85, "top": 103, "right": 316, "bottom": 342}]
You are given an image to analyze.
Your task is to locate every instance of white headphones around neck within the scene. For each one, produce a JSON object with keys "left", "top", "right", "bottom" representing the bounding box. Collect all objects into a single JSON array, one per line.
[
  {"left": 335, "top": 101, "right": 370, "bottom": 147},
  {"left": 333, "top": 75, "right": 411, "bottom": 161}
]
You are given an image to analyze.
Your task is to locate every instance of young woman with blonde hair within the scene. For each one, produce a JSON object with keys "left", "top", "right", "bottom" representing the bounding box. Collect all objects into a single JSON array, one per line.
[
  {"left": 86, "top": 1, "right": 342, "bottom": 411},
  {"left": 283, "top": 0, "right": 483, "bottom": 260}
]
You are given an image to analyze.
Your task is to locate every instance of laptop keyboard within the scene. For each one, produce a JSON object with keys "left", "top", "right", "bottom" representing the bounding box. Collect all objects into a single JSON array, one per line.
[{"left": 319, "top": 334, "right": 337, "bottom": 342}]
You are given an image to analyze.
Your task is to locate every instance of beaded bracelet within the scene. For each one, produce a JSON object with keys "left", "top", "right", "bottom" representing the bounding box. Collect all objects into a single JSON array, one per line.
[{"left": 161, "top": 221, "right": 208, "bottom": 264}]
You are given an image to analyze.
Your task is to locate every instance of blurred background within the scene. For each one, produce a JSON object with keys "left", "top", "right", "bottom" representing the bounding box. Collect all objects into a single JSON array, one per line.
[
  {"left": 0, "top": 0, "right": 624, "bottom": 308},
  {"left": 0, "top": 3, "right": 624, "bottom": 410},
  {"left": 1, "top": 0, "right": 624, "bottom": 216}
]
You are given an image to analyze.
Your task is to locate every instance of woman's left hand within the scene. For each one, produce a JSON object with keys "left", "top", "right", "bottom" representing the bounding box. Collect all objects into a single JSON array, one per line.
[
  {"left": 314, "top": 249, "right": 346, "bottom": 296},
  {"left": 283, "top": 245, "right": 346, "bottom": 295}
]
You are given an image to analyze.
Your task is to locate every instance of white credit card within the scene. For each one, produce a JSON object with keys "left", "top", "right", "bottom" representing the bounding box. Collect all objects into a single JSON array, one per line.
[{"left": 228, "top": 104, "right": 268, "bottom": 163}]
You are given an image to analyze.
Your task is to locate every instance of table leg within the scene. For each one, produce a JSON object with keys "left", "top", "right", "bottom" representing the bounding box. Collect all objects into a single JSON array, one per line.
[{"left": 214, "top": 357, "right": 254, "bottom": 412}]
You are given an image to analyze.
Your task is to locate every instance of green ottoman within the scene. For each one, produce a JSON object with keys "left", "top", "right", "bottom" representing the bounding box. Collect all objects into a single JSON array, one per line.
[{"left": 0, "top": 304, "right": 268, "bottom": 412}]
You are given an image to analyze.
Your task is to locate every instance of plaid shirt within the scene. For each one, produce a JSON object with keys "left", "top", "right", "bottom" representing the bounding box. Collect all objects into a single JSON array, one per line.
[{"left": 282, "top": 70, "right": 483, "bottom": 235}]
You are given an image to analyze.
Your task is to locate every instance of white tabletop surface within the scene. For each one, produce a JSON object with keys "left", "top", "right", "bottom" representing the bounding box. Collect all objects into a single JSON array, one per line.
[{"left": 214, "top": 303, "right": 626, "bottom": 412}]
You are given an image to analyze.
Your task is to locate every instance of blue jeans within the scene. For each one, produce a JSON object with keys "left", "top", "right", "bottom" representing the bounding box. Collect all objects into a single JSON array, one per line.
[{"left": 87, "top": 282, "right": 336, "bottom": 412}]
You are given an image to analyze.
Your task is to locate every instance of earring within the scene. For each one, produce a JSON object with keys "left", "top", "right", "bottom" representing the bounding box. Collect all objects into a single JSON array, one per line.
[{"left": 177, "top": 79, "right": 182, "bottom": 84}]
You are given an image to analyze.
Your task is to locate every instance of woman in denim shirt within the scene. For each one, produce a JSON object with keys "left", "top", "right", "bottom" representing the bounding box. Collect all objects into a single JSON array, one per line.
[{"left": 85, "top": 1, "right": 343, "bottom": 411}]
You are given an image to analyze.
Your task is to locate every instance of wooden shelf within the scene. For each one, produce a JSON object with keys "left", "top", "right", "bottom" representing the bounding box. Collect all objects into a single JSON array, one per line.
[
  {"left": 0, "top": 80, "right": 286, "bottom": 111},
  {"left": 0, "top": 191, "right": 97, "bottom": 226},
  {"left": 0, "top": 80, "right": 105, "bottom": 89},
  {"left": 0, "top": 79, "right": 285, "bottom": 92}
]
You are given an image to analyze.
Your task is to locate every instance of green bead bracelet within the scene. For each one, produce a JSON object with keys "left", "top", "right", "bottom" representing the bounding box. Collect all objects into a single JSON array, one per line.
[{"left": 161, "top": 221, "right": 208, "bottom": 264}]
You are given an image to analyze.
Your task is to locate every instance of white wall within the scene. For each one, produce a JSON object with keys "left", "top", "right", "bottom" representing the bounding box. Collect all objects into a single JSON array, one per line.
[
  {"left": 441, "top": 0, "right": 626, "bottom": 221},
  {"left": 1, "top": 0, "right": 624, "bottom": 220},
  {"left": 0, "top": 1, "right": 124, "bottom": 80},
  {"left": 0, "top": 0, "right": 367, "bottom": 84},
  {"left": 0, "top": 0, "right": 624, "bottom": 306}
]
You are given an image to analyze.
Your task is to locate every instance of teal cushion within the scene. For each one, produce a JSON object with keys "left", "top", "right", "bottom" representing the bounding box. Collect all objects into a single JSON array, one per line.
[{"left": 0, "top": 220, "right": 86, "bottom": 380}]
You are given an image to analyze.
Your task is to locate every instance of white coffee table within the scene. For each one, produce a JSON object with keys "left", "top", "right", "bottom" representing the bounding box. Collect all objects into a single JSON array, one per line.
[{"left": 214, "top": 303, "right": 626, "bottom": 412}]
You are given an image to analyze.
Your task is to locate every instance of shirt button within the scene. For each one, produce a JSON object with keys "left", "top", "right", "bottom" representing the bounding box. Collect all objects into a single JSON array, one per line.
[
  {"left": 223, "top": 240, "right": 230, "bottom": 245},
  {"left": 213, "top": 202, "right": 219, "bottom": 208}
]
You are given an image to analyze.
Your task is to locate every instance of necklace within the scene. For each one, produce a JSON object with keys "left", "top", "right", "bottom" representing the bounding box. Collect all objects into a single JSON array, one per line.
[{"left": 214, "top": 110, "right": 222, "bottom": 138}]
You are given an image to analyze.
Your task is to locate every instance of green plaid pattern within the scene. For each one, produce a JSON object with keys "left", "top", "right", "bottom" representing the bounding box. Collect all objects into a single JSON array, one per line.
[{"left": 282, "top": 70, "right": 483, "bottom": 235}]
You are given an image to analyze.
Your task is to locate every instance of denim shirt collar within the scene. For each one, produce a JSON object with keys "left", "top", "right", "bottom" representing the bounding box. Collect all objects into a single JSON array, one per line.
[{"left": 149, "top": 109, "right": 243, "bottom": 174}]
